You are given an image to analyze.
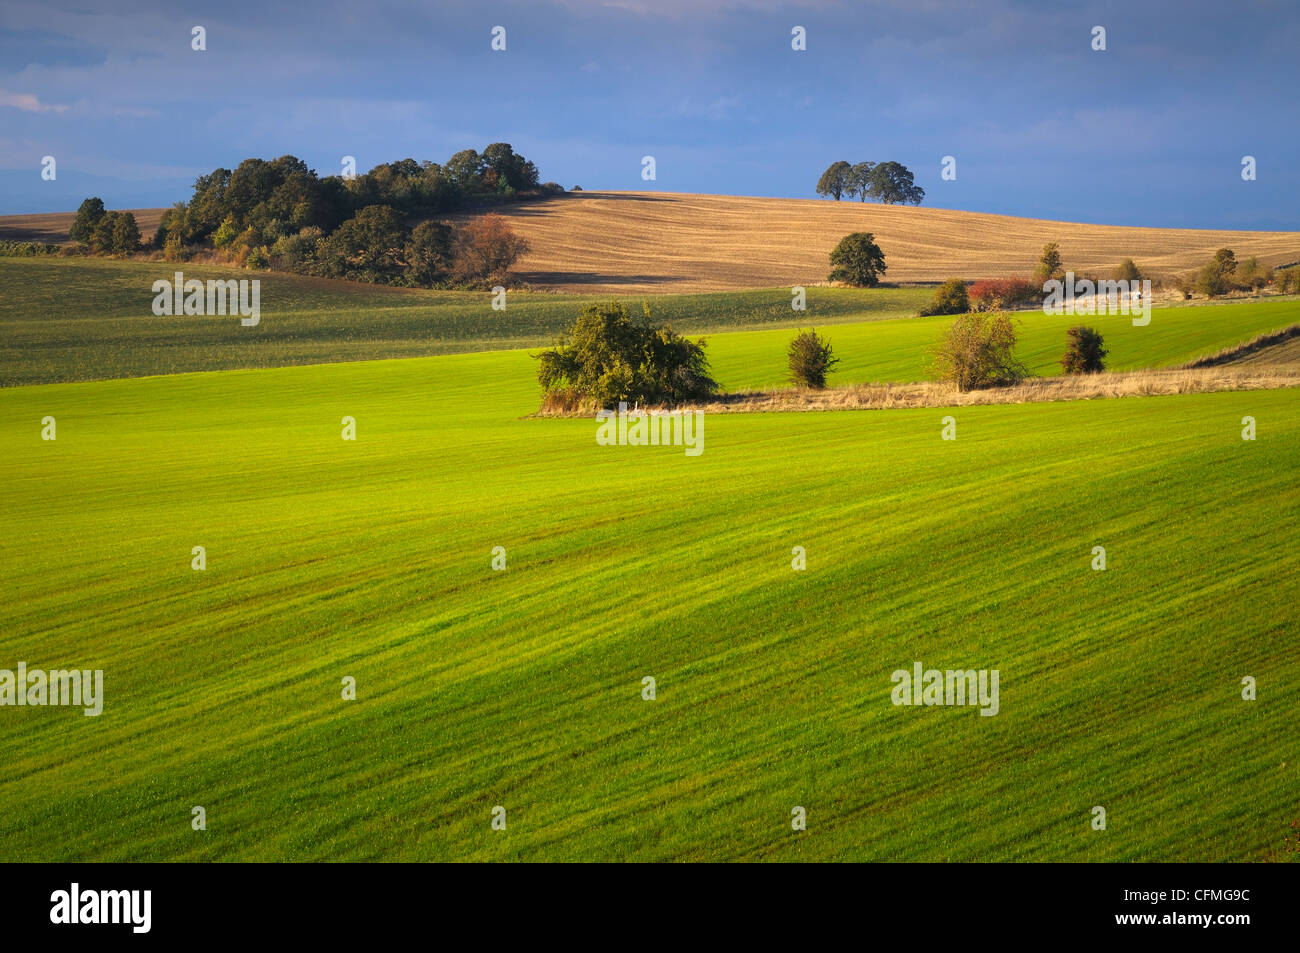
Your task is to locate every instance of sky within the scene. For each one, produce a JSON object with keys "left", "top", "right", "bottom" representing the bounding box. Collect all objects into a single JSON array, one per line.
[{"left": 1, "top": 0, "right": 1297, "bottom": 228}]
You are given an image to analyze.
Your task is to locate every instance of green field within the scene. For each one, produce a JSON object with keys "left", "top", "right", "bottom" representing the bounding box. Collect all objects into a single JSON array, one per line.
[
  {"left": 1, "top": 326, "right": 1297, "bottom": 860},
  {"left": 0, "top": 257, "right": 929, "bottom": 386}
]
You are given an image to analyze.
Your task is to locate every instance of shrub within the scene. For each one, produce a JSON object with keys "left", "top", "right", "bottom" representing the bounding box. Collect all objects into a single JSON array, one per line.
[
  {"left": 269, "top": 227, "right": 322, "bottom": 271},
  {"left": 920, "top": 278, "right": 969, "bottom": 316},
  {"left": 535, "top": 300, "right": 718, "bottom": 407},
  {"left": 0, "top": 240, "right": 58, "bottom": 257},
  {"left": 1060, "top": 326, "right": 1108, "bottom": 374},
  {"left": 1234, "top": 256, "right": 1271, "bottom": 291},
  {"left": 404, "top": 220, "right": 454, "bottom": 286},
  {"left": 1112, "top": 259, "right": 1142, "bottom": 282},
  {"left": 540, "top": 182, "right": 565, "bottom": 195},
  {"left": 451, "top": 213, "right": 529, "bottom": 286},
  {"left": 245, "top": 245, "right": 270, "bottom": 269},
  {"left": 828, "top": 232, "right": 886, "bottom": 287},
  {"left": 1195, "top": 262, "right": 1230, "bottom": 297},
  {"left": 571, "top": 185, "right": 583, "bottom": 191},
  {"left": 969, "top": 277, "right": 1039, "bottom": 311},
  {"left": 69, "top": 197, "right": 106, "bottom": 246},
  {"left": 787, "top": 329, "right": 839, "bottom": 388},
  {"left": 1032, "top": 242, "right": 1064, "bottom": 284},
  {"left": 930, "top": 311, "right": 1029, "bottom": 391},
  {"left": 111, "top": 212, "right": 140, "bottom": 254}
]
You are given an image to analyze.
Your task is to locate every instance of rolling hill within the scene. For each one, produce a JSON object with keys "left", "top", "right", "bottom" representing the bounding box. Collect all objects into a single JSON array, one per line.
[{"left": 5, "top": 192, "right": 1298, "bottom": 294}]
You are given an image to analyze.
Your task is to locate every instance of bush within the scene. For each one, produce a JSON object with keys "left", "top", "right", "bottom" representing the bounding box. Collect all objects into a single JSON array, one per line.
[
  {"left": 1032, "top": 242, "right": 1064, "bottom": 284},
  {"left": 111, "top": 212, "right": 140, "bottom": 254},
  {"left": 404, "top": 221, "right": 454, "bottom": 286},
  {"left": 1235, "top": 256, "right": 1271, "bottom": 291},
  {"left": 1277, "top": 268, "right": 1299, "bottom": 294},
  {"left": 0, "top": 240, "right": 59, "bottom": 257},
  {"left": 70, "top": 197, "right": 106, "bottom": 246},
  {"left": 920, "top": 278, "right": 969, "bottom": 316},
  {"left": 828, "top": 232, "right": 886, "bottom": 287},
  {"left": 1060, "top": 326, "right": 1108, "bottom": 374},
  {"left": 246, "top": 246, "right": 270, "bottom": 269},
  {"left": 1112, "top": 258, "right": 1142, "bottom": 282},
  {"left": 930, "top": 311, "right": 1028, "bottom": 391},
  {"left": 1195, "top": 262, "right": 1230, "bottom": 297},
  {"left": 451, "top": 213, "right": 529, "bottom": 286},
  {"left": 969, "top": 277, "right": 1039, "bottom": 311},
  {"left": 535, "top": 300, "right": 718, "bottom": 407},
  {"left": 269, "top": 227, "right": 322, "bottom": 271},
  {"left": 571, "top": 185, "right": 583, "bottom": 191},
  {"left": 787, "top": 329, "right": 839, "bottom": 388},
  {"left": 540, "top": 182, "right": 565, "bottom": 195}
]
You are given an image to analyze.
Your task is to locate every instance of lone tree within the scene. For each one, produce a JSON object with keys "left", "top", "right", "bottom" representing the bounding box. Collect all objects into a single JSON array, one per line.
[
  {"left": 451, "top": 212, "right": 530, "bottom": 286},
  {"left": 868, "top": 161, "right": 925, "bottom": 205},
  {"left": 787, "top": 329, "right": 840, "bottom": 388},
  {"left": 828, "top": 232, "right": 887, "bottom": 287},
  {"left": 816, "top": 161, "right": 853, "bottom": 200},
  {"left": 1033, "top": 242, "right": 1064, "bottom": 284},
  {"left": 931, "top": 311, "right": 1029, "bottom": 391},
  {"left": 535, "top": 301, "right": 718, "bottom": 408},
  {"left": 1060, "top": 326, "right": 1108, "bottom": 374},
  {"left": 1196, "top": 247, "right": 1237, "bottom": 297}
]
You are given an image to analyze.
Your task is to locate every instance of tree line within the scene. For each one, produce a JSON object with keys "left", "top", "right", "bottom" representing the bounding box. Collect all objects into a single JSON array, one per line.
[
  {"left": 68, "top": 144, "right": 556, "bottom": 287},
  {"left": 816, "top": 161, "right": 924, "bottom": 205}
]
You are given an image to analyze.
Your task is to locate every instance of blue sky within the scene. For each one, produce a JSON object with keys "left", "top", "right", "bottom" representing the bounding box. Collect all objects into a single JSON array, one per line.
[{"left": 1, "top": 0, "right": 1297, "bottom": 227}]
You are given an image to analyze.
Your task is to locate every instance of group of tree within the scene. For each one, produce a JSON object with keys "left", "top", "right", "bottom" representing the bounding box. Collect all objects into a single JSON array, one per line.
[
  {"left": 70, "top": 198, "right": 141, "bottom": 255},
  {"left": 70, "top": 144, "right": 552, "bottom": 287},
  {"left": 930, "top": 311, "right": 1107, "bottom": 392},
  {"left": 1191, "top": 248, "right": 1276, "bottom": 297},
  {"left": 816, "top": 161, "right": 924, "bottom": 205}
]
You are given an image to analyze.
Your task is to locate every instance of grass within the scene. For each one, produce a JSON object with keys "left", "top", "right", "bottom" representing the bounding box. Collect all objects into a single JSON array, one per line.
[
  {"left": 4, "top": 257, "right": 1300, "bottom": 388},
  {"left": 0, "top": 345, "right": 1296, "bottom": 861},
  {"left": 0, "top": 257, "right": 927, "bottom": 386}
]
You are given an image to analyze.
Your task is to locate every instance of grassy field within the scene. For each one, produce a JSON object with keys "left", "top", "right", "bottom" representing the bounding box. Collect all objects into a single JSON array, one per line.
[
  {"left": 4, "top": 256, "right": 1299, "bottom": 388},
  {"left": 0, "top": 257, "right": 928, "bottom": 386},
  {"left": 0, "top": 337, "right": 1297, "bottom": 861}
]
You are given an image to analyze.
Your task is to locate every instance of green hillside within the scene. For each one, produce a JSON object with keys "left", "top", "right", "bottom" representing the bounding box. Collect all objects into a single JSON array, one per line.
[{"left": 1, "top": 346, "right": 1295, "bottom": 861}]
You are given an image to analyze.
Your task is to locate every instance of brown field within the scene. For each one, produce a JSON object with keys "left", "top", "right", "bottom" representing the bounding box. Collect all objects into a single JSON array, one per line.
[
  {"left": 476, "top": 191, "right": 1300, "bottom": 293},
  {"left": 6, "top": 192, "right": 1297, "bottom": 295},
  {"left": 0, "top": 208, "right": 165, "bottom": 244}
]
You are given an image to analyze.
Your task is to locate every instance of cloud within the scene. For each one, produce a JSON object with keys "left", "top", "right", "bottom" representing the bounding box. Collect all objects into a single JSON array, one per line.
[{"left": 0, "top": 90, "right": 68, "bottom": 113}]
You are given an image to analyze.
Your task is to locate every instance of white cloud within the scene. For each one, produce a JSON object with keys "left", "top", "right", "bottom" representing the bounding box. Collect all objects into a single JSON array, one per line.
[{"left": 0, "top": 90, "right": 68, "bottom": 113}]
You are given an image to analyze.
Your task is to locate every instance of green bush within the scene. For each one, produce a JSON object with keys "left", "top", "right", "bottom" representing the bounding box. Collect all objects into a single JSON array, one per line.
[
  {"left": 535, "top": 301, "right": 718, "bottom": 407},
  {"left": 930, "top": 311, "right": 1029, "bottom": 391},
  {"left": 1060, "top": 326, "right": 1108, "bottom": 374},
  {"left": 787, "top": 329, "right": 839, "bottom": 388},
  {"left": 920, "top": 278, "right": 969, "bottom": 316}
]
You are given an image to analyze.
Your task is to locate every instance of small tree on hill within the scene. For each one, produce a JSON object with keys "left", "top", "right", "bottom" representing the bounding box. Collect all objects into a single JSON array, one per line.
[
  {"left": 111, "top": 212, "right": 140, "bottom": 254},
  {"left": 1033, "top": 242, "right": 1064, "bottom": 284},
  {"left": 931, "top": 311, "right": 1028, "bottom": 391},
  {"left": 1060, "top": 326, "right": 1107, "bottom": 374},
  {"left": 828, "top": 232, "right": 887, "bottom": 287},
  {"left": 787, "top": 330, "right": 839, "bottom": 388}
]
